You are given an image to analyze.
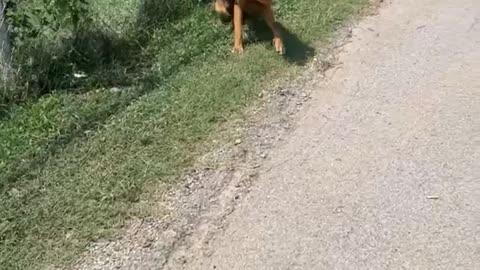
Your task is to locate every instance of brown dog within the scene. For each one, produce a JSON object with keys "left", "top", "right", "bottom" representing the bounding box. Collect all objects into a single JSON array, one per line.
[{"left": 214, "top": 0, "right": 285, "bottom": 54}]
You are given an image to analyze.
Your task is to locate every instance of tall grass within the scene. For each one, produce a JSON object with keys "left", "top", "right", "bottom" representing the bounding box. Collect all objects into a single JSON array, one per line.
[{"left": 0, "top": 0, "right": 207, "bottom": 107}]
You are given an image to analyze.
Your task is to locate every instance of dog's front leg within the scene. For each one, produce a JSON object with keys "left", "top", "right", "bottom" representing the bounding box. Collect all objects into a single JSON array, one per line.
[{"left": 232, "top": 3, "right": 244, "bottom": 53}]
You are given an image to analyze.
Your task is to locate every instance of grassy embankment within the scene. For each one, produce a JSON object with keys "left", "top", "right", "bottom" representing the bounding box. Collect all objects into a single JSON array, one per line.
[{"left": 0, "top": 0, "right": 368, "bottom": 269}]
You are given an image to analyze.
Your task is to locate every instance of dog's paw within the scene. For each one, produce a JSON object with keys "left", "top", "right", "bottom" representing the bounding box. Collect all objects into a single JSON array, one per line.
[
  {"left": 232, "top": 46, "right": 244, "bottom": 54},
  {"left": 274, "top": 38, "right": 285, "bottom": 55}
]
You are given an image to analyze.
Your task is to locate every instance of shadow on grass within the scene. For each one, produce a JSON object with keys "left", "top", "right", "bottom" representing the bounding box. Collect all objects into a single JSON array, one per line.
[
  {"left": 1, "top": 0, "right": 215, "bottom": 116},
  {"left": 4, "top": 0, "right": 210, "bottom": 106},
  {"left": 246, "top": 18, "right": 315, "bottom": 65},
  {"left": 11, "top": 30, "right": 140, "bottom": 95}
]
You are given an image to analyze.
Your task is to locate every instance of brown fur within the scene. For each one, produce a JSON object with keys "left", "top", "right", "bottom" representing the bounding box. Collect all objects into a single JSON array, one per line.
[{"left": 214, "top": 0, "right": 285, "bottom": 54}]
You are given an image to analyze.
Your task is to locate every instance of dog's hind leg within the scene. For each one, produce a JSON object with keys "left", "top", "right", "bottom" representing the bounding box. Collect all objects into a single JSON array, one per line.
[{"left": 263, "top": 6, "right": 285, "bottom": 54}]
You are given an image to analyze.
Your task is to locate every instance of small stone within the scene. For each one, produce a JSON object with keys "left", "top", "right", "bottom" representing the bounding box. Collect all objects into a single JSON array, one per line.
[
  {"left": 110, "top": 87, "right": 121, "bottom": 93},
  {"left": 142, "top": 238, "right": 154, "bottom": 248},
  {"left": 65, "top": 231, "right": 73, "bottom": 240},
  {"left": 73, "top": 72, "right": 87, "bottom": 78}
]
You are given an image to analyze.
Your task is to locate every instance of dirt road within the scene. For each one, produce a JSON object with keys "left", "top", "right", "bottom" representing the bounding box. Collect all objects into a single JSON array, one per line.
[{"left": 170, "top": 0, "right": 480, "bottom": 269}]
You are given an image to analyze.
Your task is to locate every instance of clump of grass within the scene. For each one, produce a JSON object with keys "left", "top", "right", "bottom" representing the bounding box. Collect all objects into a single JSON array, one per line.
[{"left": 0, "top": 0, "right": 368, "bottom": 269}]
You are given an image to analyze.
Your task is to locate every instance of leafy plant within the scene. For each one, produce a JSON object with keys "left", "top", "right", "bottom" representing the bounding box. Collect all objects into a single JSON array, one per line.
[
  {"left": 6, "top": 0, "right": 90, "bottom": 42},
  {"left": 0, "top": 0, "right": 90, "bottom": 103}
]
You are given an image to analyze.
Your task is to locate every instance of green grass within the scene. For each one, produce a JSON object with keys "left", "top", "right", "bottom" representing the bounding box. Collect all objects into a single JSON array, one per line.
[{"left": 0, "top": 0, "right": 368, "bottom": 269}]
